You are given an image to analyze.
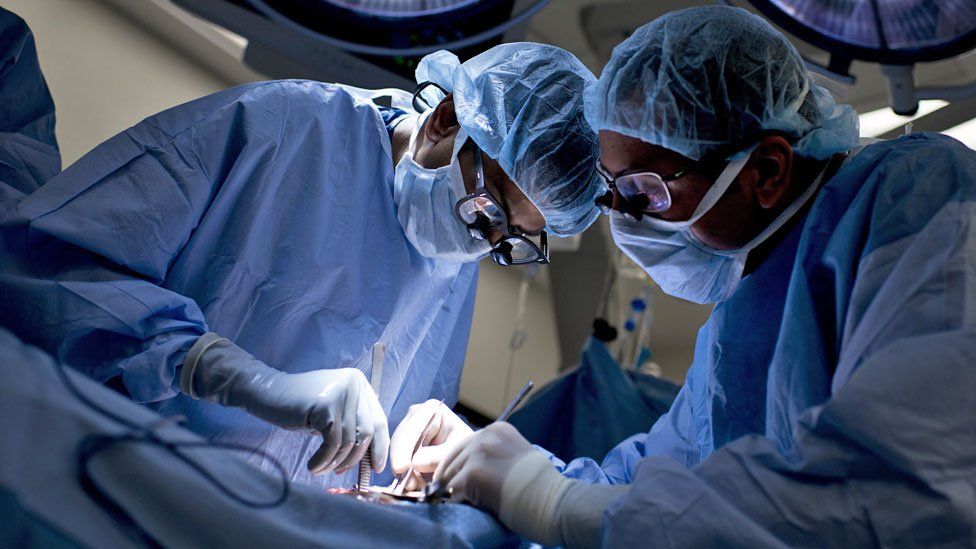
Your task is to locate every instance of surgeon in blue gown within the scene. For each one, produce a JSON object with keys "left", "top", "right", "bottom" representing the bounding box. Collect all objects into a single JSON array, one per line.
[
  {"left": 390, "top": 7, "right": 976, "bottom": 547},
  {"left": 0, "top": 6, "right": 603, "bottom": 490}
]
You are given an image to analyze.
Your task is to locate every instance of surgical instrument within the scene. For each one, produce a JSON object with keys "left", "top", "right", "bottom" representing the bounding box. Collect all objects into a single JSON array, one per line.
[{"left": 358, "top": 342, "right": 385, "bottom": 490}]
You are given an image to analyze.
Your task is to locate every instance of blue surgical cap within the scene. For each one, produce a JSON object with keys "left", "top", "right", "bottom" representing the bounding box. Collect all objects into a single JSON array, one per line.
[
  {"left": 584, "top": 6, "right": 860, "bottom": 161},
  {"left": 416, "top": 43, "right": 602, "bottom": 236}
]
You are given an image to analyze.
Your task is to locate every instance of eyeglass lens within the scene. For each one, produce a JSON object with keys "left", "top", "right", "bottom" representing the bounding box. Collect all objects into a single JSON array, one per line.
[{"left": 614, "top": 172, "right": 671, "bottom": 213}]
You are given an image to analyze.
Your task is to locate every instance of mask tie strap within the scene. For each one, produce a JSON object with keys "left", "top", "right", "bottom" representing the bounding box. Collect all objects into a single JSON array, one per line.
[{"left": 643, "top": 145, "right": 757, "bottom": 232}]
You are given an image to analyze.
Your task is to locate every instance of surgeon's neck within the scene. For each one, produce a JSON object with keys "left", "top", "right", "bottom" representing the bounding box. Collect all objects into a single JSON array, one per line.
[{"left": 391, "top": 116, "right": 419, "bottom": 166}]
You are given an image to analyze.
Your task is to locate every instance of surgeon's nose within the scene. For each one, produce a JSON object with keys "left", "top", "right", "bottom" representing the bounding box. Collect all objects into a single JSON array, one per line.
[
  {"left": 611, "top": 190, "right": 624, "bottom": 212},
  {"left": 487, "top": 228, "right": 505, "bottom": 246}
]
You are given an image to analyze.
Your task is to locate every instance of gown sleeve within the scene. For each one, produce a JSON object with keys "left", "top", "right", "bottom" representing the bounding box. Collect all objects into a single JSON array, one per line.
[{"left": 0, "top": 81, "right": 319, "bottom": 402}]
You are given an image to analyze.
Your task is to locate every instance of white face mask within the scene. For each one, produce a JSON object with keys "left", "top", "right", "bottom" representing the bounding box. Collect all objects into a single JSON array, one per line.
[
  {"left": 392, "top": 111, "right": 491, "bottom": 263},
  {"left": 611, "top": 146, "right": 825, "bottom": 304}
]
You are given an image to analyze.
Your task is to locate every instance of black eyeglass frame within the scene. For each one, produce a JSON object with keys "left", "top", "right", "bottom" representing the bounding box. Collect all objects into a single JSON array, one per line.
[
  {"left": 453, "top": 142, "right": 550, "bottom": 266},
  {"left": 412, "top": 81, "right": 450, "bottom": 113},
  {"left": 594, "top": 162, "right": 694, "bottom": 218}
]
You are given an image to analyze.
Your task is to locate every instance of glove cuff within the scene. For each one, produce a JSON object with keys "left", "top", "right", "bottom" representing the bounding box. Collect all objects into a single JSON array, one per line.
[
  {"left": 500, "top": 451, "right": 629, "bottom": 549},
  {"left": 180, "top": 332, "right": 228, "bottom": 398},
  {"left": 180, "top": 332, "right": 230, "bottom": 399},
  {"left": 179, "top": 332, "right": 279, "bottom": 409},
  {"left": 499, "top": 450, "right": 572, "bottom": 546},
  {"left": 555, "top": 477, "right": 629, "bottom": 548}
]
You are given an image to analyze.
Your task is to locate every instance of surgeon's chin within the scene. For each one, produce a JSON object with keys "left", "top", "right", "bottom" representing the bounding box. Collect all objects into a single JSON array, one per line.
[{"left": 690, "top": 225, "right": 742, "bottom": 251}]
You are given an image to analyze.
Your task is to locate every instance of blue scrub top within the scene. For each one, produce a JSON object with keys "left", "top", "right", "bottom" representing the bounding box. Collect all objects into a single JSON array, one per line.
[{"left": 377, "top": 105, "right": 409, "bottom": 140}]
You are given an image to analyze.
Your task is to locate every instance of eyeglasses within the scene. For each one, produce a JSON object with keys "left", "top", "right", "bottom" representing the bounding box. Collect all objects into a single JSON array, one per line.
[
  {"left": 412, "top": 81, "right": 449, "bottom": 113},
  {"left": 594, "top": 163, "right": 692, "bottom": 220},
  {"left": 454, "top": 143, "right": 549, "bottom": 267}
]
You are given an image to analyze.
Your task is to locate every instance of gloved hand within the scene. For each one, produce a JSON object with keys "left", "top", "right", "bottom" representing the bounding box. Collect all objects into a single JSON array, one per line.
[
  {"left": 432, "top": 422, "right": 533, "bottom": 513},
  {"left": 180, "top": 332, "right": 389, "bottom": 475},
  {"left": 434, "top": 422, "right": 628, "bottom": 549},
  {"left": 389, "top": 399, "right": 474, "bottom": 490}
]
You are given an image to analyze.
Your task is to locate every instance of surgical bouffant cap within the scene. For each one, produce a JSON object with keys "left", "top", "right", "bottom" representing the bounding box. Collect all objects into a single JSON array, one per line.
[
  {"left": 416, "top": 43, "right": 602, "bottom": 236},
  {"left": 584, "top": 6, "right": 859, "bottom": 161}
]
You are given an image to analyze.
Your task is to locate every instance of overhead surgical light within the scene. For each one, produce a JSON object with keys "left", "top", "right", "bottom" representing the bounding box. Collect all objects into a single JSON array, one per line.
[
  {"left": 318, "top": 0, "right": 482, "bottom": 18},
  {"left": 173, "top": 0, "right": 549, "bottom": 89},
  {"left": 733, "top": 0, "right": 976, "bottom": 114}
]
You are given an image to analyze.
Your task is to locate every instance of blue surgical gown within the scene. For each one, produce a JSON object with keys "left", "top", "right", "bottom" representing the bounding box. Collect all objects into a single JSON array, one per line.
[
  {"left": 0, "top": 7, "right": 60, "bottom": 205},
  {"left": 509, "top": 336, "right": 679, "bottom": 463},
  {"left": 552, "top": 133, "right": 976, "bottom": 546},
  {"left": 0, "top": 80, "right": 479, "bottom": 489}
]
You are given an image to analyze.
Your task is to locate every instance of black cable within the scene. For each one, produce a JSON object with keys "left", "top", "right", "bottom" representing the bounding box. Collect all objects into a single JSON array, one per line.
[
  {"left": 51, "top": 358, "right": 291, "bottom": 545},
  {"left": 76, "top": 434, "right": 164, "bottom": 549}
]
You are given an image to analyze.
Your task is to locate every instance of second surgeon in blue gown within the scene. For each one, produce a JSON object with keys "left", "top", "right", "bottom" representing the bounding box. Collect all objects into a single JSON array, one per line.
[
  {"left": 0, "top": 16, "right": 604, "bottom": 490},
  {"left": 392, "top": 7, "right": 976, "bottom": 547}
]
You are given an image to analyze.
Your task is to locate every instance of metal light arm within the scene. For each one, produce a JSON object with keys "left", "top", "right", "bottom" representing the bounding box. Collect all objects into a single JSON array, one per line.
[{"left": 882, "top": 64, "right": 976, "bottom": 115}]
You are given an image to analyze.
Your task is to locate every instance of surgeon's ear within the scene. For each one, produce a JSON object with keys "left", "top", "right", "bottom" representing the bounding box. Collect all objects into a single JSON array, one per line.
[
  {"left": 752, "top": 135, "right": 794, "bottom": 209},
  {"left": 424, "top": 94, "right": 460, "bottom": 146}
]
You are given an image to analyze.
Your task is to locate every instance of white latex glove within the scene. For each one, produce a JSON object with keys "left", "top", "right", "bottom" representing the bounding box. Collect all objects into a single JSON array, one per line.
[
  {"left": 434, "top": 422, "right": 628, "bottom": 549},
  {"left": 180, "top": 333, "right": 389, "bottom": 475},
  {"left": 432, "top": 422, "right": 534, "bottom": 512},
  {"left": 389, "top": 399, "right": 473, "bottom": 490}
]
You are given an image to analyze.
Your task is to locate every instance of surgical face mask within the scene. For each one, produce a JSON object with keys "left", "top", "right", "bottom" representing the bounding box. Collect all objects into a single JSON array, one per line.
[
  {"left": 611, "top": 146, "right": 825, "bottom": 304},
  {"left": 393, "top": 111, "right": 492, "bottom": 263}
]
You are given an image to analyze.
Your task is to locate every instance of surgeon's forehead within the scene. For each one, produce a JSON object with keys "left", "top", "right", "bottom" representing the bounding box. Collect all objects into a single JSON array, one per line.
[{"left": 598, "top": 130, "right": 691, "bottom": 173}]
